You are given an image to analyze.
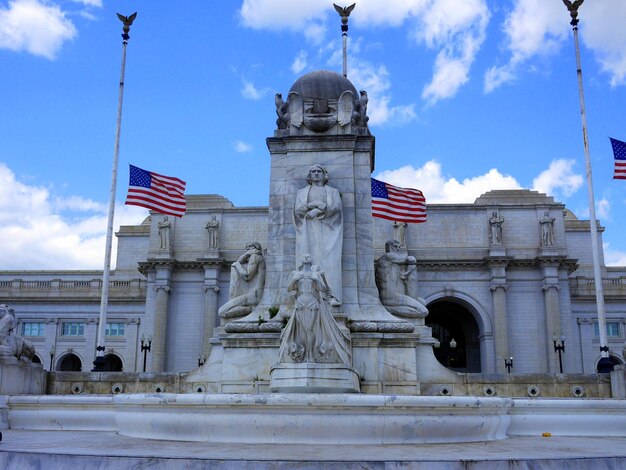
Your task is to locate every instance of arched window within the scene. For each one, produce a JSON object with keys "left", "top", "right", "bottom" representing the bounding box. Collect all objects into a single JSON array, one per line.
[
  {"left": 58, "top": 353, "right": 82, "bottom": 371},
  {"left": 103, "top": 353, "right": 123, "bottom": 372}
]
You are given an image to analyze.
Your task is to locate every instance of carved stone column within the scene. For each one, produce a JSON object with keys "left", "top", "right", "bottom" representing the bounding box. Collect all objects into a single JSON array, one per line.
[
  {"left": 488, "top": 259, "right": 510, "bottom": 373},
  {"left": 541, "top": 260, "right": 562, "bottom": 373},
  {"left": 152, "top": 267, "right": 172, "bottom": 372},
  {"left": 203, "top": 282, "right": 220, "bottom": 360}
]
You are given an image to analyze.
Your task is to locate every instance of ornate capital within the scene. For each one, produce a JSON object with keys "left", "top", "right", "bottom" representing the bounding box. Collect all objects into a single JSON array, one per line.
[
  {"left": 204, "top": 284, "right": 220, "bottom": 293},
  {"left": 490, "top": 282, "right": 508, "bottom": 292},
  {"left": 155, "top": 285, "right": 171, "bottom": 294},
  {"left": 542, "top": 282, "right": 560, "bottom": 292}
]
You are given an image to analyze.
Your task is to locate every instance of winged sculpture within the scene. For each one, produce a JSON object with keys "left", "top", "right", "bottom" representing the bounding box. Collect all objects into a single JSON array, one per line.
[
  {"left": 333, "top": 3, "right": 356, "bottom": 24},
  {"left": 117, "top": 12, "right": 138, "bottom": 34},
  {"left": 562, "top": 0, "right": 584, "bottom": 23}
]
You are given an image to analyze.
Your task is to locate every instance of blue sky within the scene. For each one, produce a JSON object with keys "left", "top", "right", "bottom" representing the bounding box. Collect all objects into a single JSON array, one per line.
[{"left": 1, "top": 0, "right": 625, "bottom": 270}]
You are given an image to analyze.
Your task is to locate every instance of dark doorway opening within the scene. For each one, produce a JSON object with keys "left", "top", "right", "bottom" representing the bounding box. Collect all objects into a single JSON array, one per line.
[
  {"left": 103, "top": 354, "right": 123, "bottom": 372},
  {"left": 58, "top": 353, "right": 82, "bottom": 371},
  {"left": 426, "top": 300, "right": 481, "bottom": 372}
]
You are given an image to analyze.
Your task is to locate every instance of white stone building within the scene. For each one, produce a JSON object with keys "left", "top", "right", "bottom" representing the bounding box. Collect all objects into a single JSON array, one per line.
[{"left": 1, "top": 71, "right": 625, "bottom": 378}]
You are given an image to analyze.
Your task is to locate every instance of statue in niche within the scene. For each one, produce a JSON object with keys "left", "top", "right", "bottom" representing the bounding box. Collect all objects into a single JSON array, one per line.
[
  {"left": 206, "top": 216, "right": 220, "bottom": 250},
  {"left": 218, "top": 242, "right": 266, "bottom": 320},
  {"left": 293, "top": 164, "right": 343, "bottom": 303},
  {"left": 157, "top": 216, "right": 171, "bottom": 250},
  {"left": 393, "top": 221, "right": 408, "bottom": 248},
  {"left": 540, "top": 211, "right": 555, "bottom": 246},
  {"left": 489, "top": 211, "right": 504, "bottom": 246},
  {"left": 375, "top": 240, "right": 428, "bottom": 319},
  {"left": 275, "top": 93, "right": 290, "bottom": 130},
  {"left": 278, "top": 254, "right": 351, "bottom": 364},
  {"left": 0, "top": 304, "right": 35, "bottom": 361}
]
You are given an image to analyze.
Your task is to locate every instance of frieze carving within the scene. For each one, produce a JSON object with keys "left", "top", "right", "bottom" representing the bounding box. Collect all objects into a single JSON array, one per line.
[
  {"left": 224, "top": 321, "right": 284, "bottom": 333},
  {"left": 348, "top": 321, "right": 414, "bottom": 333}
]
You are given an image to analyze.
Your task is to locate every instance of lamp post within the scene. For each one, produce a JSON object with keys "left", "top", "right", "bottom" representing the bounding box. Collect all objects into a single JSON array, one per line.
[
  {"left": 49, "top": 346, "right": 55, "bottom": 371},
  {"left": 553, "top": 334, "right": 565, "bottom": 374},
  {"left": 140, "top": 334, "right": 152, "bottom": 373},
  {"left": 504, "top": 356, "right": 513, "bottom": 374}
]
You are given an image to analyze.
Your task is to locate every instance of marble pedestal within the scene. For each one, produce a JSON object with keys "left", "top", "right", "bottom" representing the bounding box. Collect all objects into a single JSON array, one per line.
[
  {"left": 270, "top": 363, "right": 360, "bottom": 393},
  {"left": 0, "top": 358, "right": 45, "bottom": 395}
]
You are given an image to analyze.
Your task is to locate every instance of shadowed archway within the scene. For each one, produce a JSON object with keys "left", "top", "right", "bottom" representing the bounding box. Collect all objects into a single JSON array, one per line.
[{"left": 426, "top": 300, "right": 481, "bottom": 373}]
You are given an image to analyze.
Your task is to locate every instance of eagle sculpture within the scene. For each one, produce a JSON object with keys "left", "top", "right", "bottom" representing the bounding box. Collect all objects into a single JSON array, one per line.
[{"left": 333, "top": 3, "right": 356, "bottom": 24}]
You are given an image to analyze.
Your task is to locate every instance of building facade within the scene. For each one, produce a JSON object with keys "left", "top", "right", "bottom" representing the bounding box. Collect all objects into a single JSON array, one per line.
[{"left": 2, "top": 190, "right": 625, "bottom": 374}]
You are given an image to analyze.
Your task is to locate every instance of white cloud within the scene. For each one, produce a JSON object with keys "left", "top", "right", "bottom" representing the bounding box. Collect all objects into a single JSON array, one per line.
[
  {"left": 239, "top": 0, "right": 489, "bottom": 105},
  {"left": 485, "top": 0, "right": 626, "bottom": 92},
  {"left": 70, "top": 0, "right": 102, "bottom": 6},
  {"left": 233, "top": 140, "right": 252, "bottom": 153},
  {"left": 416, "top": 0, "right": 489, "bottom": 104},
  {"left": 597, "top": 198, "right": 610, "bottom": 220},
  {"left": 484, "top": 0, "right": 567, "bottom": 92},
  {"left": 531, "top": 159, "right": 583, "bottom": 198},
  {"left": 291, "top": 50, "right": 308, "bottom": 74},
  {"left": 241, "top": 79, "right": 268, "bottom": 100},
  {"left": 604, "top": 243, "right": 626, "bottom": 267},
  {"left": 239, "top": 0, "right": 327, "bottom": 31},
  {"left": 0, "top": 0, "right": 77, "bottom": 59},
  {"left": 375, "top": 160, "right": 522, "bottom": 203},
  {"left": 581, "top": 1, "right": 626, "bottom": 86},
  {"left": 0, "top": 163, "right": 145, "bottom": 270}
]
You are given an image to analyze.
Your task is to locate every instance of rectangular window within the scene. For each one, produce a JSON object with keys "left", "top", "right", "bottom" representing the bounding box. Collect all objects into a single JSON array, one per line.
[
  {"left": 105, "top": 322, "right": 125, "bottom": 337},
  {"left": 61, "top": 322, "right": 84, "bottom": 337},
  {"left": 594, "top": 321, "right": 621, "bottom": 337},
  {"left": 22, "top": 322, "right": 45, "bottom": 337}
]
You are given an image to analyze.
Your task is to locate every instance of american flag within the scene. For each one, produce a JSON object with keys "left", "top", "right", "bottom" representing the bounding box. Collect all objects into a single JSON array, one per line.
[
  {"left": 371, "top": 178, "right": 426, "bottom": 223},
  {"left": 125, "top": 165, "right": 187, "bottom": 217},
  {"left": 611, "top": 137, "right": 626, "bottom": 180}
]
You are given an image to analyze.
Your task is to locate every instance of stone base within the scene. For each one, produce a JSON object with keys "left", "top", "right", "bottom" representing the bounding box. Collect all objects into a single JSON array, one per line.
[
  {"left": 0, "top": 359, "right": 46, "bottom": 395},
  {"left": 270, "top": 363, "right": 360, "bottom": 393}
]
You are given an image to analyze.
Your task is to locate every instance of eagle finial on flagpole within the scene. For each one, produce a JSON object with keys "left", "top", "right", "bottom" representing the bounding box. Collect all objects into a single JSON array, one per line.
[
  {"left": 333, "top": 3, "right": 356, "bottom": 78},
  {"left": 562, "top": 0, "right": 584, "bottom": 26},
  {"left": 117, "top": 12, "right": 137, "bottom": 41}
]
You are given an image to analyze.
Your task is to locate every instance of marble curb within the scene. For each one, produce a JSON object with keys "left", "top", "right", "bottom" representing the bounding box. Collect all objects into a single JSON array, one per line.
[{"left": 508, "top": 398, "right": 626, "bottom": 437}]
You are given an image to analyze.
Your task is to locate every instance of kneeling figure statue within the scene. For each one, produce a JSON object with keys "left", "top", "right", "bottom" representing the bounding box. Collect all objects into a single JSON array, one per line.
[{"left": 375, "top": 240, "right": 428, "bottom": 320}]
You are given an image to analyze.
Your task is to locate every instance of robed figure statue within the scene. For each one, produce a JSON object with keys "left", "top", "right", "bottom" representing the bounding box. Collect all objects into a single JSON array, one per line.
[
  {"left": 278, "top": 254, "right": 351, "bottom": 365},
  {"left": 293, "top": 164, "right": 343, "bottom": 302}
]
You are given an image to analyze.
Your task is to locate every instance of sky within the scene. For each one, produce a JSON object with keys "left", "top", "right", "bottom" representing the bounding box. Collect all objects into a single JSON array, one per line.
[{"left": 1, "top": 0, "right": 626, "bottom": 270}]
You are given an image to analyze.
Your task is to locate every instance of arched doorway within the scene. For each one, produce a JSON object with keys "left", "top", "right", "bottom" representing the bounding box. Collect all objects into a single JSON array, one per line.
[
  {"left": 596, "top": 354, "right": 623, "bottom": 372},
  {"left": 103, "top": 353, "right": 123, "bottom": 372},
  {"left": 57, "top": 353, "right": 82, "bottom": 371},
  {"left": 426, "top": 300, "right": 481, "bottom": 372}
]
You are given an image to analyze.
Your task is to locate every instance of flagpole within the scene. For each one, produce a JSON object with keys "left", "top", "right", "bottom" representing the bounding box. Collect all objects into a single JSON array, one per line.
[
  {"left": 333, "top": 3, "right": 356, "bottom": 78},
  {"left": 93, "top": 13, "right": 137, "bottom": 371},
  {"left": 562, "top": 0, "right": 612, "bottom": 373}
]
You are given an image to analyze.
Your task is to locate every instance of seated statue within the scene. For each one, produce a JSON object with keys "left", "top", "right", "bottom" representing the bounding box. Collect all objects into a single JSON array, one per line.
[
  {"left": 0, "top": 304, "right": 35, "bottom": 361},
  {"left": 278, "top": 254, "right": 351, "bottom": 365},
  {"left": 218, "top": 242, "right": 266, "bottom": 320},
  {"left": 375, "top": 240, "right": 428, "bottom": 319}
]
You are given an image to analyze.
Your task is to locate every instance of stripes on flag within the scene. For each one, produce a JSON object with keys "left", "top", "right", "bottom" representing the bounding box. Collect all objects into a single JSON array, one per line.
[
  {"left": 610, "top": 137, "right": 626, "bottom": 180},
  {"left": 125, "top": 164, "right": 187, "bottom": 217},
  {"left": 371, "top": 178, "right": 426, "bottom": 223}
]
